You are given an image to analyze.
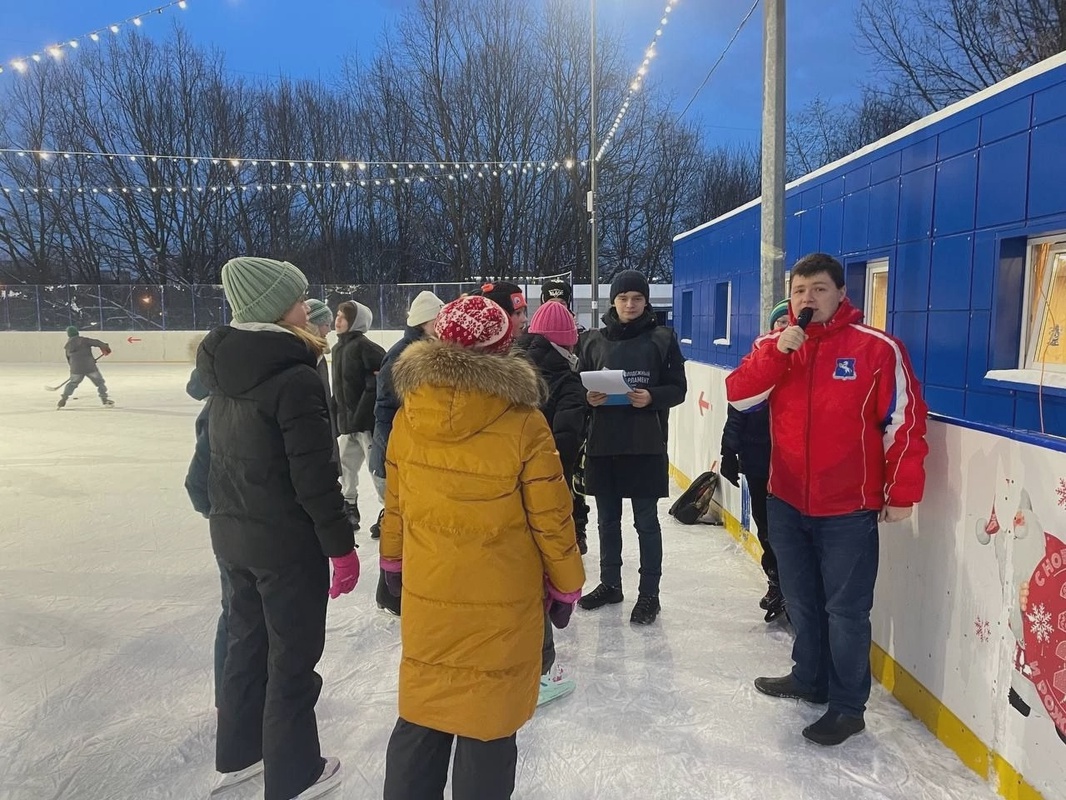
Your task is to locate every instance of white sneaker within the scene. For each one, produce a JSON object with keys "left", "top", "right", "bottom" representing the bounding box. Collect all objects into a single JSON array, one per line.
[
  {"left": 536, "top": 673, "right": 576, "bottom": 707},
  {"left": 210, "top": 760, "right": 264, "bottom": 795},
  {"left": 291, "top": 757, "right": 342, "bottom": 799}
]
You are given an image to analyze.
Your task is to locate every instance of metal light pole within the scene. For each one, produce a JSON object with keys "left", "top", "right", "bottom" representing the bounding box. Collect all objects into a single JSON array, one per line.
[
  {"left": 760, "top": 0, "right": 786, "bottom": 328},
  {"left": 588, "top": 0, "right": 599, "bottom": 325}
]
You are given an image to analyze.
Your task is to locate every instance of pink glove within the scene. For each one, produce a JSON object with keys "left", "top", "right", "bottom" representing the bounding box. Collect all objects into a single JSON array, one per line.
[
  {"left": 329, "top": 550, "right": 360, "bottom": 599},
  {"left": 545, "top": 578, "right": 582, "bottom": 629}
]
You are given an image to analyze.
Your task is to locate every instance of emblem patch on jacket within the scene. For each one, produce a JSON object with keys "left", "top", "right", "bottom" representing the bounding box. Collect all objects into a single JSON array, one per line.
[{"left": 833, "top": 358, "right": 857, "bottom": 380}]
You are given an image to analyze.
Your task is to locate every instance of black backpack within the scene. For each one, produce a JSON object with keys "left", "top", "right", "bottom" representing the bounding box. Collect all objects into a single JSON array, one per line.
[{"left": 668, "top": 470, "right": 722, "bottom": 525}]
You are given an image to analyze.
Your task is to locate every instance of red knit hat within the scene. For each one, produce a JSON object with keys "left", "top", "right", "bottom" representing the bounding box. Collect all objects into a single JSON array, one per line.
[
  {"left": 528, "top": 300, "right": 578, "bottom": 347},
  {"left": 434, "top": 296, "right": 513, "bottom": 353}
]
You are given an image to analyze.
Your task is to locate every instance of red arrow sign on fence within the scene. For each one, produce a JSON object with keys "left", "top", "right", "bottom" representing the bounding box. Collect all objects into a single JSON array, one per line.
[
  {"left": 698, "top": 391, "right": 710, "bottom": 416},
  {"left": 127, "top": 336, "right": 141, "bottom": 344}
]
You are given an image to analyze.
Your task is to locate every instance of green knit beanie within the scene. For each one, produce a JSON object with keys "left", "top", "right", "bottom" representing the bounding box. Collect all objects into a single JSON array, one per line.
[
  {"left": 221, "top": 257, "right": 308, "bottom": 324},
  {"left": 769, "top": 299, "right": 790, "bottom": 329},
  {"left": 306, "top": 299, "right": 333, "bottom": 327},
  {"left": 66, "top": 326, "right": 79, "bottom": 338}
]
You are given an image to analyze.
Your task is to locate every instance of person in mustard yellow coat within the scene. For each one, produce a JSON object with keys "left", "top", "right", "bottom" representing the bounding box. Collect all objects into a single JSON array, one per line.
[{"left": 380, "top": 295, "right": 586, "bottom": 800}]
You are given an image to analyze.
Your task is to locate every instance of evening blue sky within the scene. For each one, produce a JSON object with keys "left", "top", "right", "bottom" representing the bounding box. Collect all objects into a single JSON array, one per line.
[{"left": 1, "top": 0, "right": 875, "bottom": 150}]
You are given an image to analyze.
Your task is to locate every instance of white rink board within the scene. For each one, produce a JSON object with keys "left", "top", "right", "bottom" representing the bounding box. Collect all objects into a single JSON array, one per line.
[{"left": 668, "top": 359, "right": 1066, "bottom": 799}]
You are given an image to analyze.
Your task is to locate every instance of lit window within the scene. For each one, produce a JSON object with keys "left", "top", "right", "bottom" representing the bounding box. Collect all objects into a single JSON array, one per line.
[
  {"left": 1022, "top": 238, "right": 1066, "bottom": 373},
  {"left": 864, "top": 258, "right": 889, "bottom": 331}
]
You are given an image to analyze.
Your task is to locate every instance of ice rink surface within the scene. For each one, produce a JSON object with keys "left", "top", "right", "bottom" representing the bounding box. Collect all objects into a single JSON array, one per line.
[{"left": 0, "top": 363, "right": 1002, "bottom": 800}]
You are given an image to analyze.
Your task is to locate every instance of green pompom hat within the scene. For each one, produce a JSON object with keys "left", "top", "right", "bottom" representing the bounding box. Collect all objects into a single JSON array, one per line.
[
  {"left": 66, "top": 326, "right": 79, "bottom": 338},
  {"left": 306, "top": 299, "right": 333, "bottom": 327},
  {"left": 769, "top": 299, "right": 789, "bottom": 329}
]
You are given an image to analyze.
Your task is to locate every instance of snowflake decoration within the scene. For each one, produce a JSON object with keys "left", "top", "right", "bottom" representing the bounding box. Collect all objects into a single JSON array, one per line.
[
  {"left": 1057, "top": 477, "right": 1066, "bottom": 509},
  {"left": 1027, "top": 603, "right": 1053, "bottom": 644},
  {"left": 974, "top": 616, "right": 991, "bottom": 643}
]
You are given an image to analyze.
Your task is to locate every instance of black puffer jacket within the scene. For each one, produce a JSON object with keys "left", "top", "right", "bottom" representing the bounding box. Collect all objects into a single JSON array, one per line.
[
  {"left": 721, "top": 404, "right": 771, "bottom": 480},
  {"left": 332, "top": 330, "right": 385, "bottom": 435},
  {"left": 370, "top": 325, "right": 425, "bottom": 478},
  {"left": 514, "top": 334, "right": 587, "bottom": 479},
  {"left": 196, "top": 324, "right": 353, "bottom": 568},
  {"left": 577, "top": 309, "right": 687, "bottom": 498}
]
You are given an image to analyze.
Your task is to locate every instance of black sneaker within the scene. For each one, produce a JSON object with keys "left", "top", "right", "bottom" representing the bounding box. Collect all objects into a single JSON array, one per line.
[
  {"left": 802, "top": 710, "right": 865, "bottom": 746},
  {"left": 630, "top": 595, "right": 660, "bottom": 625},
  {"left": 370, "top": 509, "right": 384, "bottom": 540},
  {"left": 754, "top": 675, "right": 828, "bottom": 704},
  {"left": 577, "top": 583, "right": 623, "bottom": 610}
]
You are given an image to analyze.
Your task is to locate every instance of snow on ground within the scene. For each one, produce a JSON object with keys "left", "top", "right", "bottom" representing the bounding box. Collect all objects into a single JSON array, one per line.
[{"left": 0, "top": 363, "right": 1000, "bottom": 800}]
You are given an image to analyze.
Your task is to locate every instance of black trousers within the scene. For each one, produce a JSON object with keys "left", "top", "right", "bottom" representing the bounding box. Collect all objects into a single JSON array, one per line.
[
  {"left": 383, "top": 718, "right": 518, "bottom": 800},
  {"left": 747, "top": 476, "right": 778, "bottom": 582},
  {"left": 542, "top": 610, "right": 555, "bottom": 675},
  {"left": 216, "top": 556, "right": 329, "bottom": 800}
]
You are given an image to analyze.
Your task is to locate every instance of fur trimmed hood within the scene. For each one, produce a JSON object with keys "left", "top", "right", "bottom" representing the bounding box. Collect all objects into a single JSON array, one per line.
[{"left": 392, "top": 339, "right": 547, "bottom": 442}]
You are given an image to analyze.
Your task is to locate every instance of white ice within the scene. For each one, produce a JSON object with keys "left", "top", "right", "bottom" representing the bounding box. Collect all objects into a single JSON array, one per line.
[{"left": 0, "top": 363, "right": 1001, "bottom": 800}]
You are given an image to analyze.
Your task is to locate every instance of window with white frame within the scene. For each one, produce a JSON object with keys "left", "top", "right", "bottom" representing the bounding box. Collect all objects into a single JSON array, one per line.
[
  {"left": 1022, "top": 236, "right": 1066, "bottom": 374},
  {"left": 864, "top": 258, "right": 889, "bottom": 331}
]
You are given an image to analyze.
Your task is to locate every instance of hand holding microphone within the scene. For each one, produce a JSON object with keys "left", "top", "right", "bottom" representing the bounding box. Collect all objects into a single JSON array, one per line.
[{"left": 776, "top": 307, "right": 814, "bottom": 354}]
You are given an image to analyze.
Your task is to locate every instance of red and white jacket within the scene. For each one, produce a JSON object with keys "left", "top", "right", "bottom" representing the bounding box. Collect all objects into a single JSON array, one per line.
[{"left": 725, "top": 299, "right": 928, "bottom": 517}]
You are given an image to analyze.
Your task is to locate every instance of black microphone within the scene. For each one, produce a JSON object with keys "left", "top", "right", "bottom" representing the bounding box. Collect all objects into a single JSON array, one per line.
[{"left": 796, "top": 307, "right": 814, "bottom": 329}]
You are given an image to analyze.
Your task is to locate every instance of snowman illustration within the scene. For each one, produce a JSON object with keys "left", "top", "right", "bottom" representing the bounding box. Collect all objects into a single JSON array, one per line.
[{"left": 976, "top": 487, "right": 1066, "bottom": 743}]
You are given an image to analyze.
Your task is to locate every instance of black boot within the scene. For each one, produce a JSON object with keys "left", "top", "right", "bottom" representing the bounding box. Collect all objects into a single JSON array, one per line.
[
  {"left": 754, "top": 675, "right": 828, "bottom": 704},
  {"left": 630, "top": 595, "right": 661, "bottom": 625},
  {"left": 343, "top": 502, "right": 360, "bottom": 532},
  {"left": 576, "top": 531, "right": 588, "bottom": 556},
  {"left": 763, "top": 587, "right": 786, "bottom": 623},
  {"left": 577, "top": 583, "right": 623, "bottom": 610},
  {"left": 802, "top": 710, "right": 865, "bottom": 745},
  {"left": 370, "top": 509, "right": 384, "bottom": 540},
  {"left": 375, "top": 569, "right": 400, "bottom": 616}
]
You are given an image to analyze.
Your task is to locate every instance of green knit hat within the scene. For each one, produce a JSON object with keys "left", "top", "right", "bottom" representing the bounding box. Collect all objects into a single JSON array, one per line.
[
  {"left": 221, "top": 257, "right": 308, "bottom": 324},
  {"left": 306, "top": 299, "right": 333, "bottom": 327},
  {"left": 66, "top": 325, "right": 79, "bottom": 338},
  {"left": 769, "top": 299, "right": 789, "bottom": 329}
]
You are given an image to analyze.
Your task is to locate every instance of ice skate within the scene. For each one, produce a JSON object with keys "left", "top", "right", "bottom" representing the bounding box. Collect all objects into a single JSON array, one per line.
[
  {"left": 291, "top": 757, "right": 341, "bottom": 799},
  {"left": 56, "top": 396, "right": 67, "bottom": 409},
  {"left": 209, "top": 760, "right": 263, "bottom": 795},
  {"left": 537, "top": 667, "right": 576, "bottom": 707}
]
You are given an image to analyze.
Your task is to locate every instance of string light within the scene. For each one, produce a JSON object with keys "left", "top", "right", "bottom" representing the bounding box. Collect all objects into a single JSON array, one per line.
[
  {"left": 597, "top": 0, "right": 680, "bottom": 161},
  {"left": 0, "top": 148, "right": 583, "bottom": 176},
  {"left": 1, "top": 1, "right": 190, "bottom": 76}
]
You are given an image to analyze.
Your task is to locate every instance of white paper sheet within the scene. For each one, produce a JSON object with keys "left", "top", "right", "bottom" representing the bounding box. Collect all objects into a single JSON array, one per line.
[{"left": 580, "top": 369, "right": 632, "bottom": 394}]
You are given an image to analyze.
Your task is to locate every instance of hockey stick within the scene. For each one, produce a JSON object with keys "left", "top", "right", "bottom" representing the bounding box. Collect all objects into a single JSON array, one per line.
[{"left": 44, "top": 354, "right": 104, "bottom": 391}]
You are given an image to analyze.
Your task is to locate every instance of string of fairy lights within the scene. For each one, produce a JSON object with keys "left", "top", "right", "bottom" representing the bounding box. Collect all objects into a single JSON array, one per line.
[
  {"left": 596, "top": 0, "right": 680, "bottom": 161},
  {"left": 0, "top": 1, "right": 189, "bottom": 76}
]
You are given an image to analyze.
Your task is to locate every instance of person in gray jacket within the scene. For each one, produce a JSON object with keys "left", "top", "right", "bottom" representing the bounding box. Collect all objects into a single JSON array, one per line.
[{"left": 58, "top": 326, "right": 113, "bottom": 408}]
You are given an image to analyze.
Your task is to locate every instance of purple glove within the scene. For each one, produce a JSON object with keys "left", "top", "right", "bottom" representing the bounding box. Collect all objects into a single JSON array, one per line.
[
  {"left": 381, "top": 557, "right": 402, "bottom": 598},
  {"left": 329, "top": 550, "right": 360, "bottom": 599},
  {"left": 545, "top": 578, "right": 582, "bottom": 630}
]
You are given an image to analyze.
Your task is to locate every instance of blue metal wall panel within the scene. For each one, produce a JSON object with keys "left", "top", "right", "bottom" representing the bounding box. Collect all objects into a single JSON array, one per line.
[
  {"left": 846, "top": 164, "right": 872, "bottom": 193},
  {"left": 965, "top": 390, "right": 1016, "bottom": 427},
  {"left": 820, "top": 197, "right": 844, "bottom": 254},
  {"left": 868, "top": 179, "right": 900, "bottom": 248},
  {"left": 925, "top": 386, "right": 967, "bottom": 417},
  {"left": 800, "top": 207, "right": 821, "bottom": 254},
  {"left": 934, "top": 153, "right": 978, "bottom": 235},
  {"left": 870, "top": 151, "right": 902, "bottom": 184},
  {"left": 842, "top": 189, "right": 871, "bottom": 253},
  {"left": 822, "top": 175, "right": 845, "bottom": 201},
  {"left": 901, "top": 137, "right": 937, "bottom": 173},
  {"left": 898, "top": 165, "right": 935, "bottom": 242},
  {"left": 894, "top": 241, "right": 932, "bottom": 312},
  {"left": 990, "top": 237, "right": 1026, "bottom": 369},
  {"left": 970, "top": 231, "right": 997, "bottom": 311},
  {"left": 925, "top": 310, "right": 971, "bottom": 389},
  {"left": 1013, "top": 394, "right": 1066, "bottom": 435},
  {"left": 802, "top": 187, "right": 821, "bottom": 209},
  {"left": 890, "top": 311, "right": 928, "bottom": 382},
  {"left": 1032, "top": 79, "right": 1066, "bottom": 125},
  {"left": 1028, "top": 116, "right": 1066, "bottom": 218},
  {"left": 976, "top": 133, "right": 1029, "bottom": 228},
  {"left": 966, "top": 310, "right": 991, "bottom": 388},
  {"left": 939, "top": 119, "right": 981, "bottom": 158},
  {"left": 980, "top": 97, "right": 1032, "bottom": 144},
  {"left": 786, "top": 213, "right": 803, "bottom": 266},
  {"left": 930, "top": 234, "right": 973, "bottom": 311}
]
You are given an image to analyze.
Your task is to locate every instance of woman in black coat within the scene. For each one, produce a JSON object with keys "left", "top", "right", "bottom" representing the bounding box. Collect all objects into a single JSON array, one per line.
[
  {"left": 576, "top": 271, "right": 687, "bottom": 626},
  {"left": 200, "top": 257, "right": 359, "bottom": 800}
]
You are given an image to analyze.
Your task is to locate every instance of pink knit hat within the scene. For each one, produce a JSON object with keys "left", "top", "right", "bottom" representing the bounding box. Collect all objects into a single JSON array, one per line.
[
  {"left": 528, "top": 300, "right": 578, "bottom": 347},
  {"left": 434, "top": 296, "right": 513, "bottom": 353}
]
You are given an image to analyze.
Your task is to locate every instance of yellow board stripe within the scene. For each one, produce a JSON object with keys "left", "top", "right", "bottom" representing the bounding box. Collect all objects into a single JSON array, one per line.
[{"left": 667, "top": 463, "right": 1045, "bottom": 800}]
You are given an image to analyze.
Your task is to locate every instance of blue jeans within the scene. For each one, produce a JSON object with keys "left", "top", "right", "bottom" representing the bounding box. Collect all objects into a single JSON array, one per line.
[
  {"left": 767, "top": 497, "right": 879, "bottom": 717},
  {"left": 214, "top": 559, "right": 231, "bottom": 708},
  {"left": 595, "top": 495, "right": 663, "bottom": 596}
]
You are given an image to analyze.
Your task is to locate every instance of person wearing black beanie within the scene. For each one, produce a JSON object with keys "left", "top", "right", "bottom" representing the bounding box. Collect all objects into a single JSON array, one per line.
[
  {"left": 576, "top": 269, "right": 687, "bottom": 625},
  {"left": 540, "top": 280, "right": 573, "bottom": 308}
]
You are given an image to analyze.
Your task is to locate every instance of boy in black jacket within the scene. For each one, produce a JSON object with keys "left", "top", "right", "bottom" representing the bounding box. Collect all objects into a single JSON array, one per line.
[
  {"left": 58, "top": 326, "right": 113, "bottom": 408},
  {"left": 576, "top": 271, "right": 687, "bottom": 625}
]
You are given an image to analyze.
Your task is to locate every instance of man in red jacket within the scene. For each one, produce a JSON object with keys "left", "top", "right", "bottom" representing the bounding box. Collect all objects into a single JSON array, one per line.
[{"left": 726, "top": 253, "right": 928, "bottom": 746}]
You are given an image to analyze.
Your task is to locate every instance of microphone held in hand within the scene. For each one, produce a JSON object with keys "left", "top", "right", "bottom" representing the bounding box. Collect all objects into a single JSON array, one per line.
[{"left": 796, "top": 307, "right": 814, "bottom": 329}]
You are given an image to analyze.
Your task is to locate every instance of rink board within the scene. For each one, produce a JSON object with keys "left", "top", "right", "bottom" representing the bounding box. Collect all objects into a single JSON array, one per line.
[{"left": 669, "top": 360, "right": 1066, "bottom": 800}]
